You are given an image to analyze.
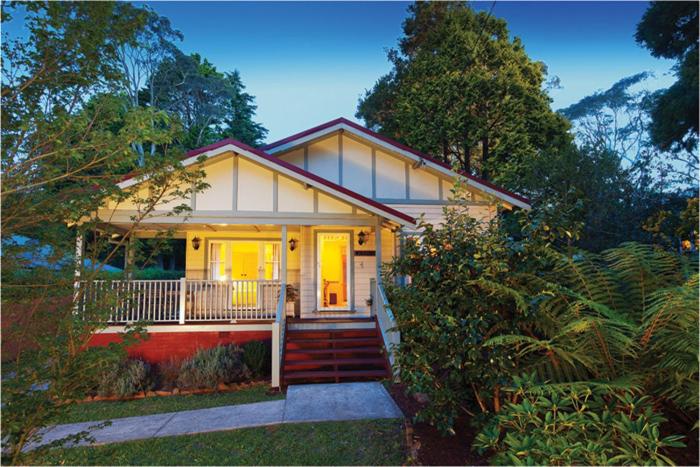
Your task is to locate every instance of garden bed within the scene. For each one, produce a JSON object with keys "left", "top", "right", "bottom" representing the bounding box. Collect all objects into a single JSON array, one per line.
[
  {"left": 55, "top": 381, "right": 282, "bottom": 425},
  {"left": 388, "top": 383, "right": 488, "bottom": 466}
]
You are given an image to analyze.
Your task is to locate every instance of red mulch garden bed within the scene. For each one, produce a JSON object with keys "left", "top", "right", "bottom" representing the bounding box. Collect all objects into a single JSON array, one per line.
[{"left": 388, "top": 384, "right": 489, "bottom": 466}]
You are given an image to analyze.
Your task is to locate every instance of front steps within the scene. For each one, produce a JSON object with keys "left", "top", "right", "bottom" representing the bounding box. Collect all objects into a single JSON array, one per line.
[{"left": 282, "top": 317, "right": 391, "bottom": 385}]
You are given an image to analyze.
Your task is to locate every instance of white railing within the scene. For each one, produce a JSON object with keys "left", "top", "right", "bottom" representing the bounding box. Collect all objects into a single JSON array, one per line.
[
  {"left": 185, "top": 280, "right": 282, "bottom": 321},
  {"left": 79, "top": 279, "right": 281, "bottom": 323},
  {"left": 370, "top": 278, "right": 400, "bottom": 370},
  {"left": 80, "top": 280, "right": 182, "bottom": 323}
]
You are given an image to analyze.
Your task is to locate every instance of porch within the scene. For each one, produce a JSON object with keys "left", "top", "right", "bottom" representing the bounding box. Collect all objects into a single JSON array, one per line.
[{"left": 78, "top": 223, "right": 400, "bottom": 387}]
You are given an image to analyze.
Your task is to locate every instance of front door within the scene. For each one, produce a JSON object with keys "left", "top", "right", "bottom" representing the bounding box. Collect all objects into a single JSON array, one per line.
[{"left": 317, "top": 232, "right": 351, "bottom": 311}]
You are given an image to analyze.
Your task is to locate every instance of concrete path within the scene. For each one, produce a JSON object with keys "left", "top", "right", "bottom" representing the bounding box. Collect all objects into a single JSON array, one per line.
[{"left": 30, "top": 382, "right": 403, "bottom": 450}]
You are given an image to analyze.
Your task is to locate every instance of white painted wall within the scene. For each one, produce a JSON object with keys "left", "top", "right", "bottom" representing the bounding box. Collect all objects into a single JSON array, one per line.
[
  {"left": 198, "top": 157, "right": 234, "bottom": 210},
  {"left": 237, "top": 158, "right": 274, "bottom": 211},
  {"left": 342, "top": 135, "right": 372, "bottom": 195},
  {"left": 308, "top": 136, "right": 339, "bottom": 184},
  {"left": 375, "top": 150, "right": 406, "bottom": 199},
  {"left": 279, "top": 147, "right": 305, "bottom": 169},
  {"left": 278, "top": 176, "right": 314, "bottom": 212}
]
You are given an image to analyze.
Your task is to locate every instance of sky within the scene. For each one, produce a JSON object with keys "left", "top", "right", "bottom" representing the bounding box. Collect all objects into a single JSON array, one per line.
[{"left": 5, "top": 1, "right": 677, "bottom": 143}]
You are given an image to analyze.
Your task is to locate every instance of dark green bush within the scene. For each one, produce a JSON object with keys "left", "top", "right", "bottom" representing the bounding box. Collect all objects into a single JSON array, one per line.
[
  {"left": 242, "top": 340, "right": 271, "bottom": 377},
  {"left": 177, "top": 345, "right": 250, "bottom": 389},
  {"left": 97, "top": 358, "right": 154, "bottom": 397}
]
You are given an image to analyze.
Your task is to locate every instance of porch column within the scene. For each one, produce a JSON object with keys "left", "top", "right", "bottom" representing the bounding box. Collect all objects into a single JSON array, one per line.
[
  {"left": 375, "top": 217, "right": 382, "bottom": 285},
  {"left": 280, "top": 225, "right": 288, "bottom": 286},
  {"left": 124, "top": 235, "right": 135, "bottom": 279}
]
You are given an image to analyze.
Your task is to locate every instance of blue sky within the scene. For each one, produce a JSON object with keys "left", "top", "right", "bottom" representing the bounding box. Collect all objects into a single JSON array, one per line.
[
  {"left": 144, "top": 1, "right": 674, "bottom": 142},
  {"left": 6, "top": 1, "right": 676, "bottom": 142}
]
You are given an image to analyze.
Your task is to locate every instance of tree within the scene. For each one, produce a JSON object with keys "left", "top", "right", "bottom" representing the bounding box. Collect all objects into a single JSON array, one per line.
[
  {"left": 1, "top": 3, "right": 206, "bottom": 460},
  {"left": 113, "top": 5, "right": 183, "bottom": 165},
  {"left": 147, "top": 52, "right": 267, "bottom": 149},
  {"left": 356, "top": 2, "right": 570, "bottom": 181},
  {"left": 560, "top": 72, "right": 698, "bottom": 190},
  {"left": 636, "top": 2, "right": 699, "bottom": 153}
]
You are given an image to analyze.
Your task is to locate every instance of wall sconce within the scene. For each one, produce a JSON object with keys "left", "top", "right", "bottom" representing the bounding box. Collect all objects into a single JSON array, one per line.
[
  {"left": 191, "top": 236, "right": 201, "bottom": 250},
  {"left": 358, "top": 230, "right": 367, "bottom": 246},
  {"left": 288, "top": 238, "right": 297, "bottom": 251}
]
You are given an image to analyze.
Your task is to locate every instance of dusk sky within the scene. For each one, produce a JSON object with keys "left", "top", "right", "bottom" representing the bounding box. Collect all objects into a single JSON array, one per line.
[{"left": 6, "top": 1, "right": 678, "bottom": 142}]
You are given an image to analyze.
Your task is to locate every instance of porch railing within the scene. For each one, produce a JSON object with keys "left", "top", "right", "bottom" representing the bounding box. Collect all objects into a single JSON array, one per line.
[
  {"left": 78, "top": 279, "right": 282, "bottom": 323},
  {"left": 370, "top": 278, "right": 400, "bottom": 370}
]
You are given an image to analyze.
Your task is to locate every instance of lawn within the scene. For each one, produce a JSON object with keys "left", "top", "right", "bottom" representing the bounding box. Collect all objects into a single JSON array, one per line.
[
  {"left": 24, "top": 419, "right": 405, "bottom": 466},
  {"left": 55, "top": 384, "right": 283, "bottom": 424}
]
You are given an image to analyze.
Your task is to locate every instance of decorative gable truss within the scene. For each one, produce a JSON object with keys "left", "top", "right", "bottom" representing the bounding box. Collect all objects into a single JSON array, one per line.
[
  {"left": 100, "top": 138, "right": 415, "bottom": 233},
  {"left": 263, "top": 117, "right": 531, "bottom": 210}
]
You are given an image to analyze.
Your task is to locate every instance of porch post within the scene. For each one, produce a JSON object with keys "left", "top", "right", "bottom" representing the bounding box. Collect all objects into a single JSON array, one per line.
[
  {"left": 375, "top": 217, "right": 382, "bottom": 285},
  {"left": 280, "top": 225, "right": 288, "bottom": 285}
]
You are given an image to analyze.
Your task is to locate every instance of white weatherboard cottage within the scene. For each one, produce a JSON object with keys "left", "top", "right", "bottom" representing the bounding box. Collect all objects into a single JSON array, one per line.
[{"left": 80, "top": 117, "right": 530, "bottom": 387}]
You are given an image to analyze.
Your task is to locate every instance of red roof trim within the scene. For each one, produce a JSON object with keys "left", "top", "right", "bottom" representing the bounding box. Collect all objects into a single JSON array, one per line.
[
  {"left": 262, "top": 117, "right": 531, "bottom": 206},
  {"left": 121, "top": 136, "right": 415, "bottom": 225}
]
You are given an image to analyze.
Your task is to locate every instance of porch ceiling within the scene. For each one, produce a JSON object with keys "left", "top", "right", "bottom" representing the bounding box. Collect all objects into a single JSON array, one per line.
[{"left": 100, "top": 222, "right": 304, "bottom": 237}]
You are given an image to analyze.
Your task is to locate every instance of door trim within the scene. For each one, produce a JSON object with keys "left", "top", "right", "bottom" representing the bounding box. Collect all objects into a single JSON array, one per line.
[{"left": 314, "top": 230, "right": 354, "bottom": 312}]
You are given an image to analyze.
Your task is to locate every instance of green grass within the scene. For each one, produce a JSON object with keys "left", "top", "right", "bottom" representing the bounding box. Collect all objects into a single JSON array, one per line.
[
  {"left": 55, "top": 384, "right": 283, "bottom": 424},
  {"left": 24, "top": 419, "right": 405, "bottom": 466}
]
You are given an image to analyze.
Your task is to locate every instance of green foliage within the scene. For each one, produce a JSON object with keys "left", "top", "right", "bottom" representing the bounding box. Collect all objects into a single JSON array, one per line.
[
  {"left": 474, "top": 375, "right": 685, "bottom": 465},
  {"left": 388, "top": 181, "right": 698, "bottom": 448},
  {"left": 242, "top": 341, "right": 271, "bottom": 378},
  {"left": 385, "top": 185, "right": 550, "bottom": 431},
  {"left": 177, "top": 345, "right": 250, "bottom": 390},
  {"left": 144, "top": 52, "right": 267, "bottom": 149},
  {"left": 96, "top": 359, "right": 155, "bottom": 398},
  {"left": 636, "top": 2, "right": 698, "bottom": 153},
  {"left": 356, "top": 1, "right": 570, "bottom": 180},
  {"left": 0, "top": 2, "right": 209, "bottom": 461}
]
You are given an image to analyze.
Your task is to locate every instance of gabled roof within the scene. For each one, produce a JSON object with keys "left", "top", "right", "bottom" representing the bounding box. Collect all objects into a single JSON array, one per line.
[
  {"left": 119, "top": 137, "right": 415, "bottom": 226},
  {"left": 262, "top": 117, "right": 531, "bottom": 209}
]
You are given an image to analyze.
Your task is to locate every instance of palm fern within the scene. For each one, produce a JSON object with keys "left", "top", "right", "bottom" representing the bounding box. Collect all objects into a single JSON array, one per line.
[{"left": 485, "top": 242, "right": 698, "bottom": 409}]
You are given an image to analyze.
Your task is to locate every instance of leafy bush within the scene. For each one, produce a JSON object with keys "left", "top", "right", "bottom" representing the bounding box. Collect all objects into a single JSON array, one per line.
[
  {"left": 242, "top": 340, "right": 271, "bottom": 377},
  {"left": 177, "top": 345, "right": 250, "bottom": 389},
  {"left": 387, "top": 184, "right": 699, "bottom": 436},
  {"left": 154, "top": 359, "right": 181, "bottom": 390},
  {"left": 473, "top": 375, "right": 685, "bottom": 465},
  {"left": 97, "top": 359, "right": 154, "bottom": 398}
]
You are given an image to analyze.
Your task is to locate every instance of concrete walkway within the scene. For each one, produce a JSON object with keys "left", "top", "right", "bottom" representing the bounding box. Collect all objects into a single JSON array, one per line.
[{"left": 31, "top": 382, "right": 403, "bottom": 450}]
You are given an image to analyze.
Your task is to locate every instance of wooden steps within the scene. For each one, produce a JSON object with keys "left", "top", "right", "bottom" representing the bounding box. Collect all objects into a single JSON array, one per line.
[{"left": 282, "top": 317, "right": 390, "bottom": 385}]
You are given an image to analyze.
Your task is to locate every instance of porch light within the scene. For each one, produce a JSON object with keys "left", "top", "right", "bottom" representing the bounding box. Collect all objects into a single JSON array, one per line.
[
  {"left": 191, "top": 236, "right": 201, "bottom": 250},
  {"left": 358, "top": 230, "right": 367, "bottom": 246},
  {"left": 288, "top": 238, "right": 297, "bottom": 251}
]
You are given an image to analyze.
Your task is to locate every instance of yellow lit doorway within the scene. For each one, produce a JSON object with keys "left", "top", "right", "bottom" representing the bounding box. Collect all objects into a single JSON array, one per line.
[
  {"left": 209, "top": 240, "right": 281, "bottom": 308},
  {"left": 317, "top": 232, "right": 351, "bottom": 310}
]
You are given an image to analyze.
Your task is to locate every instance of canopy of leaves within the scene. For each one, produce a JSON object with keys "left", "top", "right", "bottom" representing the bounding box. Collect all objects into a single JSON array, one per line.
[
  {"left": 356, "top": 2, "right": 570, "bottom": 182},
  {"left": 635, "top": 1, "right": 699, "bottom": 153}
]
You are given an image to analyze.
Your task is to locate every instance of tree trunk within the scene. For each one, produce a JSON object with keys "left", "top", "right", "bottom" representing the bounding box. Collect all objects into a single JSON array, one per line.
[{"left": 481, "top": 136, "right": 490, "bottom": 180}]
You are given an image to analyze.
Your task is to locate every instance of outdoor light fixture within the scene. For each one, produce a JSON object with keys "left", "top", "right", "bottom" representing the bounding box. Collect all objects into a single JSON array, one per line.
[
  {"left": 289, "top": 238, "right": 297, "bottom": 251},
  {"left": 358, "top": 230, "right": 367, "bottom": 246},
  {"left": 191, "top": 236, "right": 201, "bottom": 251}
]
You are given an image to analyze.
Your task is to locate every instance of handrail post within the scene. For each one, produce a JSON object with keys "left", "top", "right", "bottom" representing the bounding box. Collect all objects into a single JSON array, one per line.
[{"left": 179, "top": 277, "right": 186, "bottom": 324}]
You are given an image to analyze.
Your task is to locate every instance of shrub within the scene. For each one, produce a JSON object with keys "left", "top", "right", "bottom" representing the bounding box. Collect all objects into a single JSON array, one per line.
[
  {"left": 243, "top": 340, "right": 271, "bottom": 377},
  {"left": 177, "top": 345, "right": 250, "bottom": 389},
  {"left": 97, "top": 359, "right": 154, "bottom": 398},
  {"left": 473, "top": 375, "right": 685, "bottom": 466},
  {"left": 154, "top": 358, "right": 181, "bottom": 390}
]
